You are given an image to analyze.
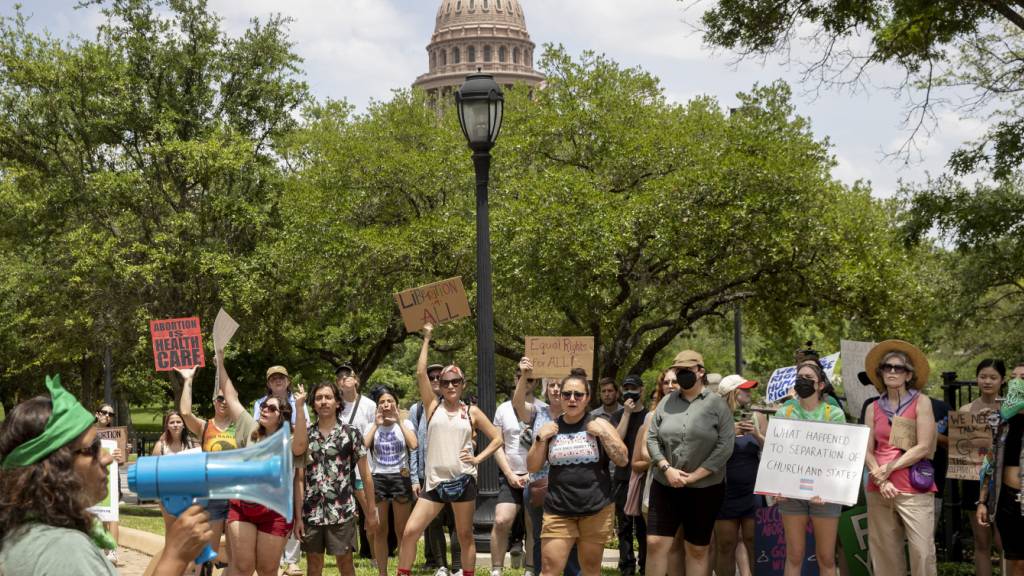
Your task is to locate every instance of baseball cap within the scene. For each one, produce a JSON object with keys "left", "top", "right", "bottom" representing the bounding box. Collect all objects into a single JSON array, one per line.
[
  {"left": 427, "top": 363, "right": 444, "bottom": 373},
  {"left": 334, "top": 362, "right": 355, "bottom": 377},
  {"left": 717, "top": 374, "right": 758, "bottom": 395},
  {"left": 670, "top": 350, "right": 704, "bottom": 369},
  {"left": 622, "top": 374, "right": 644, "bottom": 389},
  {"left": 266, "top": 365, "right": 289, "bottom": 381}
]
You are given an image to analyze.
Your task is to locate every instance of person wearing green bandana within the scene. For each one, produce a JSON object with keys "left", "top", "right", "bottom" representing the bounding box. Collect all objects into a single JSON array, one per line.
[
  {"left": 978, "top": 375, "right": 1024, "bottom": 576},
  {"left": 0, "top": 375, "right": 212, "bottom": 576}
]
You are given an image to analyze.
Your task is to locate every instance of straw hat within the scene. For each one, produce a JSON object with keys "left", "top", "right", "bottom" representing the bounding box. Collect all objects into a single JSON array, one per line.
[{"left": 864, "top": 340, "right": 929, "bottom": 392}]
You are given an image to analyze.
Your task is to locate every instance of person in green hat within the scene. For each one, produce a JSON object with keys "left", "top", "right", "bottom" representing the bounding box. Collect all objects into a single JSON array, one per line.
[{"left": 0, "top": 375, "right": 212, "bottom": 575}]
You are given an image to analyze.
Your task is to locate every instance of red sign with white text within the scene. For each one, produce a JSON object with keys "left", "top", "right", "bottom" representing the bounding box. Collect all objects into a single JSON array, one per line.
[{"left": 149, "top": 316, "right": 205, "bottom": 372}]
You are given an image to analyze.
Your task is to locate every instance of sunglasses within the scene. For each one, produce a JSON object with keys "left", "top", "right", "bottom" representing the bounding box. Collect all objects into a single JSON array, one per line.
[
  {"left": 429, "top": 375, "right": 441, "bottom": 382},
  {"left": 560, "top": 391, "right": 586, "bottom": 400},
  {"left": 440, "top": 378, "right": 464, "bottom": 388},
  {"left": 75, "top": 437, "right": 103, "bottom": 460},
  {"left": 880, "top": 363, "right": 909, "bottom": 374},
  {"left": 260, "top": 404, "right": 281, "bottom": 414},
  {"left": 214, "top": 395, "right": 226, "bottom": 403},
  {"left": 97, "top": 410, "right": 115, "bottom": 417}
]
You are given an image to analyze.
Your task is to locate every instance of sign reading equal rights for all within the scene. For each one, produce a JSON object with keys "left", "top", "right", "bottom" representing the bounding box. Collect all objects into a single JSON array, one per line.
[
  {"left": 524, "top": 337, "right": 595, "bottom": 378},
  {"left": 754, "top": 417, "right": 869, "bottom": 506}
]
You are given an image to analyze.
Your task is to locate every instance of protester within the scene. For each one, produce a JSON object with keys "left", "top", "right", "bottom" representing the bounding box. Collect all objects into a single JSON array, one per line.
[
  {"left": 961, "top": 359, "right": 1005, "bottom": 576},
  {"left": 646, "top": 350, "right": 734, "bottom": 576},
  {"left": 864, "top": 340, "right": 937, "bottom": 576},
  {"left": 337, "top": 365, "right": 378, "bottom": 562},
  {"left": 293, "top": 380, "right": 378, "bottom": 576},
  {"left": 92, "top": 401, "right": 124, "bottom": 566},
  {"left": 774, "top": 367, "right": 845, "bottom": 576},
  {"left": 610, "top": 374, "right": 648, "bottom": 576},
  {"left": 526, "top": 367, "right": 628, "bottom": 576},
  {"left": 396, "top": 322, "right": 504, "bottom": 576},
  {"left": 364, "top": 385, "right": 418, "bottom": 576},
  {"left": 152, "top": 409, "right": 198, "bottom": 533},
  {"left": 514, "top": 365, "right": 583, "bottom": 576},
  {"left": 713, "top": 374, "right": 762, "bottom": 576},
  {"left": 0, "top": 375, "right": 211, "bottom": 576},
  {"left": 1013, "top": 362, "right": 1024, "bottom": 381},
  {"left": 491, "top": 364, "right": 545, "bottom": 576},
  {"left": 591, "top": 377, "right": 621, "bottom": 419},
  {"left": 978, "top": 374, "right": 1024, "bottom": 576},
  {"left": 216, "top": 353, "right": 307, "bottom": 576}
]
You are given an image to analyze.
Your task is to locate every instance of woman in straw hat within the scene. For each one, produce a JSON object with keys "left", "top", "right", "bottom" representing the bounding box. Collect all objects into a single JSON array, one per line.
[{"left": 863, "top": 340, "right": 937, "bottom": 576}]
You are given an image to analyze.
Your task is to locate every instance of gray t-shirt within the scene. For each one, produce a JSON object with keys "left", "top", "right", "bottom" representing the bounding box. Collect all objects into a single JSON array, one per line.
[{"left": 0, "top": 523, "right": 118, "bottom": 576}]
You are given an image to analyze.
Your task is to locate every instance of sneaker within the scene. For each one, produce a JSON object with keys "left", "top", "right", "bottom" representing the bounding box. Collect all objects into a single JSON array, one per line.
[
  {"left": 491, "top": 568, "right": 503, "bottom": 576},
  {"left": 433, "top": 568, "right": 451, "bottom": 576},
  {"left": 283, "top": 563, "right": 303, "bottom": 576},
  {"left": 510, "top": 547, "right": 523, "bottom": 568}
]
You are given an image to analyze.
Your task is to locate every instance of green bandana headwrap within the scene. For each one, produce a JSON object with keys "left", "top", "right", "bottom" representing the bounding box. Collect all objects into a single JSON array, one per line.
[
  {"left": 1, "top": 375, "right": 96, "bottom": 469},
  {"left": 1002, "top": 377, "right": 1024, "bottom": 421}
]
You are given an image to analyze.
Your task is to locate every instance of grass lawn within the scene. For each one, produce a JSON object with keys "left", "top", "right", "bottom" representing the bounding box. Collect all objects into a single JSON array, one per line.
[
  {"left": 119, "top": 505, "right": 622, "bottom": 575},
  {"left": 131, "top": 404, "right": 173, "bottom": 433}
]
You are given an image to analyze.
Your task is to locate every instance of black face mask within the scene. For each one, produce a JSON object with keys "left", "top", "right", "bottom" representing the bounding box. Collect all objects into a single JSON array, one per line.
[
  {"left": 622, "top": 390, "right": 641, "bottom": 403},
  {"left": 677, "top": 369, "right": 697, "bottom": 390},
  {"left": 794, "top": 376, "right": 817, "bottom": 399}
]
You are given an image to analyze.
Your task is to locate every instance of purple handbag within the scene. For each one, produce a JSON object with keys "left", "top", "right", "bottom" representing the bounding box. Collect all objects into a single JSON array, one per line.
[{"left": 909, "top": 459, "right": 935, "bottom": 491}]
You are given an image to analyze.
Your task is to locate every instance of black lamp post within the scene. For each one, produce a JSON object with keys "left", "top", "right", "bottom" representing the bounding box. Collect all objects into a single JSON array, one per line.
[{"left": 455, "top": 72, "right": 503, "bottom": 552}]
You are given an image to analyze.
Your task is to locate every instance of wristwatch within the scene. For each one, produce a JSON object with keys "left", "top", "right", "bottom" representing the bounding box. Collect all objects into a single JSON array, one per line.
[{"left": 659, "top": 462, "right": 670, "bottom": 472}]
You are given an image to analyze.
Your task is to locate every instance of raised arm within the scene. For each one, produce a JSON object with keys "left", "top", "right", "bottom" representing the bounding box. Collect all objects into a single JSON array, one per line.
[
  {"left": 292, "top": 384, "right": 307, "bottom": 456},
  {"left": 416, "top": 323, "right": 438, "bottom": 416},
  {"left": 215, "top": 350, "right": 245, "bottom": 422},
  {"left": 512, "top": 357, "right": 538, "bottom": 422},
  {"left": 176, "top": 366, "right": 206, "bottom": 436}
]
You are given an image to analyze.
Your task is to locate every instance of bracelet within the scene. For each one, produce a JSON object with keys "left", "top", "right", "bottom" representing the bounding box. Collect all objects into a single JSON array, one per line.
[{"left": 659, "top": 462, "right": 670, "bottom": 472}]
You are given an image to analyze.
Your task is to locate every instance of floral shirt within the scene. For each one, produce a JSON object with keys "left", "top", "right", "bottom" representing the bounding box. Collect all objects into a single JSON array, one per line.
[{"left": 302, "top": 421, "right": 366, "bottom": 526}]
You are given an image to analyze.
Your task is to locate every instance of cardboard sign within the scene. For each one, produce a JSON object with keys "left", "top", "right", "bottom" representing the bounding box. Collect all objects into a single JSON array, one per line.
[
  {"left": 87, "top": 439, "right": 119, "bottom": 522},
  {"left": 96, "top": 426, "right": 128, "bottom": 459},
  {"left": 394, "top": 277, "right": 471, "bottom": 332},
  {"left": 889, "top": 415, "right": 918, "bottom": 451},
  {"left": 524, "top": 337, "right": 595, "bottom": 378},
  {"left": 212, "top": 308, "right": 239, "bottom": 353},
  {"left": 755, "top": 418, "right": 869, "bottom": 506},
  {"left": 766, "top": 352, "right": 840, "bottom": 404},
  {"left": 837, "top": 505, "right": 871, "bottom": 576},
  {"left": 149, "top": 316, "right": 205, "bottom": 371},
  {"left": 754, "top": 505, "right": 820, "bottom": 576},
  {"left": 948, "top": 411, "right": 994, "bottom": 481},
  {"left": 841, "top": 339, "right": 878, "bottom": 420}
]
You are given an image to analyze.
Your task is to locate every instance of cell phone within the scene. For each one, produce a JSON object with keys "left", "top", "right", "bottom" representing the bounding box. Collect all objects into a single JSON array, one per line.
[{"left": 734, "top": 408, "right": 752, "bottom": 423}]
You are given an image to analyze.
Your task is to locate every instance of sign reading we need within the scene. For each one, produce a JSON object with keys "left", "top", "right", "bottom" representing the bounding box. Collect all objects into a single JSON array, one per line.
[
  {"left": 149, "top": 317, "right": 205, "bottom": 372},
  {"left": 754, "top": 417, "right": 869, "bottom": 506},
  {"left": 525, "top": 337, "right": 595, "bottom": 378},
  {"left": 394, "top": 277, "right": 472, "bottom": 332}
]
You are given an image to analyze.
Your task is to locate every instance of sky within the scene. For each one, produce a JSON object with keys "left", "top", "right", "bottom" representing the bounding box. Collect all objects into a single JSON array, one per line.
[{"left": 1, "top": 0, "right": 990, "bottom": 198}]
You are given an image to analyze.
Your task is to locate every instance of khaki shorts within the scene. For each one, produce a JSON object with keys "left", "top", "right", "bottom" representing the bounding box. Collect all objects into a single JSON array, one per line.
[
  {"left": 300, "top": 517, "right": 357, "bottom": 556},
  {"left": 540, "top": 503, "right": 614, "bottom": 545}
]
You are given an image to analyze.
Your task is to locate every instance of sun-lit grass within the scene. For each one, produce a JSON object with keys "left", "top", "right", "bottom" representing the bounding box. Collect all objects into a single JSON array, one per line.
[{"left": 131, "top": 404, "right": 172, "bottom": 433}]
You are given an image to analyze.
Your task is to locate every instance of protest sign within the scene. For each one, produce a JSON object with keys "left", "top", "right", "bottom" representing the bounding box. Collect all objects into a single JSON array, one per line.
[
  {"left": 889, "top": 415, "right": 918, "bottom": 451},
  {"left": 394, "top": 277, "right": 471, "bottom": 332},
  {"left": 87, "top": 439, "right": 119, "bottom": 522},
  {"left": 755, "top": 417, "right": 869, "bottom": 506},
  {"left": 948, "top": 411, "right": 994, "bottom": 481},
  {"left": 96, "top": 426, "right": 128, "bottom": 459},
  {"left": 841, "top": 340, "right": 878, "bottom": 419},
  {"left": 149, "top": 316, "right": 205, "bottom": 372},
  {"left": 524, "top": 337, "right": 595, "bottom": 378},
  {"left": 754, "top": 505, "right": 820, "bottom": 576},
  {"left": 838, "top": 506, "right": 871, "bottom": 576},
  {"left": 212, "top": 307, "right": 239, "bottom": 353},
  {"left": 766, "top": 352, "right": 840, "bottom": 404}
]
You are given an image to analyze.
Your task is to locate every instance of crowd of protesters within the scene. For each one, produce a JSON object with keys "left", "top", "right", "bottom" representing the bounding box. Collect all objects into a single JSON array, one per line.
[{"left": 2, "top": 331, "right": 1024, "bottom": 576}]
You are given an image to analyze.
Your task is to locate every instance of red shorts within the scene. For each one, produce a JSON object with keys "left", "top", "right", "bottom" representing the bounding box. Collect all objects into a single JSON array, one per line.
[{"left": 227, "top": 500, "right": 292, "bottom": 538}]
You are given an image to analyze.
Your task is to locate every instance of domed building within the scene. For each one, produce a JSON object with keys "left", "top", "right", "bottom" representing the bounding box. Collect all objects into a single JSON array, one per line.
[{"left": 413, "top": 0, "right": 544, "bottom": 96}]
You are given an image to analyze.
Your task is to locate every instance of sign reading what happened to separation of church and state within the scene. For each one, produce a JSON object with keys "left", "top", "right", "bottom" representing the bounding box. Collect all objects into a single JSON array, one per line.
[
  {"left": 394, "top": 277, "right": 472, "bottom": 333},
  {"left": 755, "top": 417, "right": 870, "bottom": 506},
  {"left": 149, "top": 316, "right": 205, "bottom": 372},
  {"left": 524, "top": 337, "right": 595, "bottom": 378}
]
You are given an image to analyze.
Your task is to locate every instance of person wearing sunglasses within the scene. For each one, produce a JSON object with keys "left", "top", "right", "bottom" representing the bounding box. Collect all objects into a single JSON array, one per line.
[
  {"left": 395, "top": 322, "right": 503, "bottom": 576},
  {"left": 92, "top": 402, "right": 126, "bottom": 565},
  {"left": 646, "top": 350, "right": 734, "bottom": 576},
  {"left": 863, "top": 340, "right": 937, "bottom": 576},
  {"left": 0, "top": 375, "right": 211, "bottom": 576}
]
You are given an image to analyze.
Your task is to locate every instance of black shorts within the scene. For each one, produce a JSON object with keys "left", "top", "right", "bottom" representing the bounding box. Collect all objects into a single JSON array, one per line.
[
  {"left": 996, "top": 486, "right": 1024, "bottom": 560},
  {"left": 646, "top": 480, "right": 725, "bottom": 546},
  {"left": 497, "top": 475, "right": 525, "bottom": 506},
  {"left": 420, "top": 475, "right": 479, "bottom": 503},
  {"left": 373, "top": 473, "right": 414, "bottom": 503}
]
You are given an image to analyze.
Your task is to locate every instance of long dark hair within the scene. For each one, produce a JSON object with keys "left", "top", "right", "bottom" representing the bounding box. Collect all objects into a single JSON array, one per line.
[
  {"left": 252, "top": 395, "right": 293, "bottom": 442},
  {"left": 159, "top": 409, "right": 195, "bottom": 450},
  {"left": 0, "top": 396, "right": 95, "bottom": 540}
]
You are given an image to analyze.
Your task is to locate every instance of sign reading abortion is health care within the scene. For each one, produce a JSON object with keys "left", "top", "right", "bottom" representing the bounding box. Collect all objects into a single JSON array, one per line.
[
  {"left": 394, "top": 277, "right": 472, "bottom": 332},
  {"left": 149, "top": 316, "right": 205, "bottom": 372},
  {"left": 755, "top": 417, "right": 869, "bottom": 506},
  {"left": 525, "top": 337, "right": 595, "bottom": 378},
  {"left": 765, "top": 352, "right": 840, "bottom": 404}
]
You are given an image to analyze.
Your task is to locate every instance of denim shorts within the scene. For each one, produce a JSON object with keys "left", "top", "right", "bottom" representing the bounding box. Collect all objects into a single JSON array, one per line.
[{"left": 777, "top": 497, "right": 842, "bottom": 518}]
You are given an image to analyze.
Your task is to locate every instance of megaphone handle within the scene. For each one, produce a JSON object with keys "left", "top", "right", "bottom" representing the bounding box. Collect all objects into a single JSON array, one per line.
[{"left": 162, "top": 496, "right": 218, "bottom": 566}]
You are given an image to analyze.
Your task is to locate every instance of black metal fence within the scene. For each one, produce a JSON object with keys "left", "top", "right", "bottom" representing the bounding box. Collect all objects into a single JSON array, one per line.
[{"left": 938, "top": 371, "right": 980, "bottom": 563}]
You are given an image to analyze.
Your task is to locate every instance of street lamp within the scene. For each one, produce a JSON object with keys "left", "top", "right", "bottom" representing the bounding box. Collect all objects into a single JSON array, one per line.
[{"left": 455, "top": 72, "right": 503, "bottom": 552}]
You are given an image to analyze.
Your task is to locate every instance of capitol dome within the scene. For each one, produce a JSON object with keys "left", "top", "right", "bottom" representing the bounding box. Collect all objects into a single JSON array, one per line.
[{"left": 413, "top": 0, "right": 544, "bottom": 95}]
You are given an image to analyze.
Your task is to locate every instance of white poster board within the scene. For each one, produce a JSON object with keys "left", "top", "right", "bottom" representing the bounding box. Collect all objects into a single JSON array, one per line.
[
  {"left": 87, "top": 439, "right": 119, "bottom": 522},
  {"left": 841, "top": 339, "right": 878, "bottom": 420},
  {"left": 755, "top": 417, "right": 869, "bottom": 506}
]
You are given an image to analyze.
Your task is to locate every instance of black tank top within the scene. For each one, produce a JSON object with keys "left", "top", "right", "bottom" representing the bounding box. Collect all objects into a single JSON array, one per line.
[
  {"left": 544, "top": 414, "right": 612, "bottom": 516},
  {"left": 1006, "top": 414, "right": 1024, "bottom": 467}
]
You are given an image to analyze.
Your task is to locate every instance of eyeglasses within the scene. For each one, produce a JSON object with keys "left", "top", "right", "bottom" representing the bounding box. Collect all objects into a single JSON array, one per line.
[
  {"left": 261, "top": 404, "right": 280, "bottom": 414},
  {"left": 440, "top": 378, "right": 464, "bottom": 388},
  {"left": 880, "top": 363, "right": 909, "bottom": 374},
  {"left": 560, "top": 391, "right": 586, "bottom": 400},
  {"left": 75, "top": 437, "right": 102, "bottom": 460},
  {"left": 214, "top": 396, "right": 226, "bottom": 403},
  {"left": 97, "top": 410, "right": 115, "bottom": 417}
]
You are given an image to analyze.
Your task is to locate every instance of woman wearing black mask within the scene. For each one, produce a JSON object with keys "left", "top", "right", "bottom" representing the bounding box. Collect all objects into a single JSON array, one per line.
[
  {"left": 773, "top": 361, "right": 846, "bottom": 576},
  {"left": 645, "top": 350, "right": 734, "bottom": 576}
]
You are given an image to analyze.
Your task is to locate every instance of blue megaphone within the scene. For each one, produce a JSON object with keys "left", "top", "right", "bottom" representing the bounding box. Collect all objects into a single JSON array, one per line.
[{"left": 128, "top": 426, "right": 294, "bottom": 565}]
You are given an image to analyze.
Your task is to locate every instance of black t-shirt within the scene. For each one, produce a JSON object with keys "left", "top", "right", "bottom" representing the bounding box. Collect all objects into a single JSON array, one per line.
[
  {"left": 610, "top": 407, "right": 648, "bottom": 482},
  {"left": 1006, "top": 414, "right": 1024, "bottom": 467},
  {"left": 545, "top": 413, "right": 612, "bottom": 517}
]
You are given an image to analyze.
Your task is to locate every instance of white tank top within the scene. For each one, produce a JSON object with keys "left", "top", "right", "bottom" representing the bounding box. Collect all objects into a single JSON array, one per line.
[{"left": 424, "top": 401, "right": 476, "bottom": 492}]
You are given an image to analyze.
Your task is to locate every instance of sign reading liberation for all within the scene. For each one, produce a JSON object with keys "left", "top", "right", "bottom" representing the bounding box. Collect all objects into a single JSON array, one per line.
[
  {"left": 754, "top": 417, "right": 870, "bottom": 506},
  {"left": 149, "top": 316, "right": 205, "bottom": 372},
  {"left": 525, "top": 337, "right": 595, "bottom": 378},
  {"left": 394, "top": 277, "right": 472, "bottom": 332}
]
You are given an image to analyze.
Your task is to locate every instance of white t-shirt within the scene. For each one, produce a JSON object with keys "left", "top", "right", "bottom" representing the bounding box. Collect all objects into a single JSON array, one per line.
[
  {"left": 340, "top": 394, "right": 376, "bottom": 479},
  {"left": 494, "top": 398, "right": 548, "bottom": 475},
  {"left": 370, "top": 419, "right": 417, "bottom": 474}
]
